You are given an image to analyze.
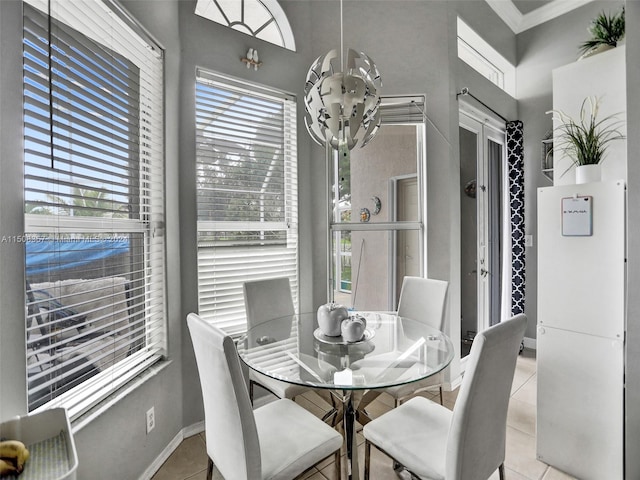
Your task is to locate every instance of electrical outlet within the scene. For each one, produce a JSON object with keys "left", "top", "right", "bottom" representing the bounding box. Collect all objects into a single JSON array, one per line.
[
  {"left": 524, "top": 235, "right": 533, "bottom": 247},
  {"left": 146, "top": 406, "right": 155, "bottom": 434}
]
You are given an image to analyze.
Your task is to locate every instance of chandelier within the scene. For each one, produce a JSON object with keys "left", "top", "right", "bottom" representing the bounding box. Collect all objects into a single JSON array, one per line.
[{"left": 303, "top": 2, "right": 382, "bottom": 151}]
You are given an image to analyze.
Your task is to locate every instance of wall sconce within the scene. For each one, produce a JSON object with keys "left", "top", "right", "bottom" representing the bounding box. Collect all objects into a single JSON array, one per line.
[{"left": 241, "top": 48, "right": 262, "bottom": 71}]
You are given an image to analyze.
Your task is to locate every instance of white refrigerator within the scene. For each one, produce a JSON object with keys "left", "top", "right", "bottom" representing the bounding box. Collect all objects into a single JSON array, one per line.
[{"left": 536, "top": 180, "right": 625, "bottom": 480}]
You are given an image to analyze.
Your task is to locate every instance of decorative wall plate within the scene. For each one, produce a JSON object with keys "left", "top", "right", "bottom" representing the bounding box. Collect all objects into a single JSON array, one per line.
[
  {"left": 464, "top": 179, "right": 477, "bottom": 198},
  {"left": 371, "top": 196, "right": 381, "bottom": 215}
]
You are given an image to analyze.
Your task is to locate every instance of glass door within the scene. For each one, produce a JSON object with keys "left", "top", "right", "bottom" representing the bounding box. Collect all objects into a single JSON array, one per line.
[{"left": 459, "top": 110, "right": 505, "bottom": 358}]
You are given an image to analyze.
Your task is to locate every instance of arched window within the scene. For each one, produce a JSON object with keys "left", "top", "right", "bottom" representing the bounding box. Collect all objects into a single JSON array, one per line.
[{"left": 195, "top": 0, "right": 296, "bottom": 51}]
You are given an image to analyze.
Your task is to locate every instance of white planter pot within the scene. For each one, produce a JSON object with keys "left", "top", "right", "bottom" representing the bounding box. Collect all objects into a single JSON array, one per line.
[
  {"left": 576, "top": 164, "right": 601, "bottom": 184},
  {"left": 578, "top": 43, "right": 616, "bottom": 60}
]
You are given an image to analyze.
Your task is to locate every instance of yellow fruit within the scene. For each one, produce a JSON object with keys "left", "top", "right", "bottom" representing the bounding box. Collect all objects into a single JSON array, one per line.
[
  {"left": 0, "top": 458, "right": 17, "bottom": 475},
  {"left": 0, "top": 440, "right": 29, "bottom": 472}
]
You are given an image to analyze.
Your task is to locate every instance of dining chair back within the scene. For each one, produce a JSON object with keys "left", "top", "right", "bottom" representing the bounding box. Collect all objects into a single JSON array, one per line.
[
  {"left": 362, "top": 314, "right": 527, "bottom": 480},
  {"left": 397, "top": 276, "right": 449, "bottom": 329},
  {"left": 385, "top": 277, "right": 449, "bottom": 406},
  {"left": 187, "top": 312, "right": 261, "bottom": 479},
  {"left": 242, "top": 277, "right": 309, "bottom": 402},
  {"left": 243, "top": 277, "right": 295, "bottom": 327},
  {"left": 187, "top": 313, "right": 343, "bottom": 480},
  {"left": 446, "top": 313, "right": 528, "bottom": 479}
]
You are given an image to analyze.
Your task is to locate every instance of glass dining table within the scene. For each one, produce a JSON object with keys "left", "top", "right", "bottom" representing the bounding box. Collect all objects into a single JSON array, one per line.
[{"left": 237, "top": 311, "right": 454, "bottom": 480}]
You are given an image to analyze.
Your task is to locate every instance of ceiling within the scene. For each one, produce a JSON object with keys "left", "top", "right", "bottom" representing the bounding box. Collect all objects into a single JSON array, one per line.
[{"left": 486, "top": 0, "right": 596, "bottom": 33}]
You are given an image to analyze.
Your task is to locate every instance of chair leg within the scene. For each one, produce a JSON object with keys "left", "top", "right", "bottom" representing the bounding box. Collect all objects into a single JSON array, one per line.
[
  {"left": 498, "top": 463, "right": 506, "bottom": 480},
  {"left": 249, "top": 380, "right": 255, "bottom": 405},
  {"left": 438, "top": 385, "right": 444, "bottom": 405},
  {"left": 335, "top": 450, "right": 341, "bottom": 478},
  {"left": 207, "top": 458, "right": 214, "bottom": 480},
  {"left": 364, "top": 440, "right": 371, "bottom": 480},
  {"left": 322, "top": 406, "right": 341, "bottom": 426}
]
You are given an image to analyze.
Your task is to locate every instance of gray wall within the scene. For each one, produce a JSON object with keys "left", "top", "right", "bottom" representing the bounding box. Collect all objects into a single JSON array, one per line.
[
  {"left": 0, "top": 0, "right": 28, "bottom": 420},
  {"left": 625, "top": 1, "right": 640, "bottom": 477}
]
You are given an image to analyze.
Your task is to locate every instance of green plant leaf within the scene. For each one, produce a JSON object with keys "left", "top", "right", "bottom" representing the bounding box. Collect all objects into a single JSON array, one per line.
[
  {"left": 547, "top": 96, "right": 625, "bottom": 168},
  {"left": 578, "top": 7, "right": 625, "bottom": 55}
]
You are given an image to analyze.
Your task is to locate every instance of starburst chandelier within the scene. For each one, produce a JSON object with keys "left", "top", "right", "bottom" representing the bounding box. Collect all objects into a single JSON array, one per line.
[{"left": 303, "top": 1, "right": 382, "bottom": 151}]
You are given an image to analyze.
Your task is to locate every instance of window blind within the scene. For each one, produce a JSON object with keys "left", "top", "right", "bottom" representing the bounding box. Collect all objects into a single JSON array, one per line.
[
  {"left": 195, "top": 69, "right": 298, "bottom": 335},
  {"left": 378, "top": 95, "right": 426, "bottom": 125},
  {"left": 23, "top": 0, "right": 165, "bottom": 419}
]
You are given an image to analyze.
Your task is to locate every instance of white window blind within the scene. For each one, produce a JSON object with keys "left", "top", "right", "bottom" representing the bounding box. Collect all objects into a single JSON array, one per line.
[
  {"left": 23, "top": 0, "right": 165, "bottom": 419},
  {"left": 195, "top": 69, "right": 298, "bottom": 335}
]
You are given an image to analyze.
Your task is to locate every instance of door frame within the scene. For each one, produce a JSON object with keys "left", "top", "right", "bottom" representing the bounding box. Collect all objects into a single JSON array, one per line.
[
  {"left": 459, "top": 103, "right": 507, "bottom": 368},
  {"left": 388, "top": 173, "right": 421, "bottom": 308}
]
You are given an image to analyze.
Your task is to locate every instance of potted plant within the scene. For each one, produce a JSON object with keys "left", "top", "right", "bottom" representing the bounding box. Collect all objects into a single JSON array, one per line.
[
  {"left": 579, "top": 7, "right": 625, "bottom": 59},
  {"left": 547, "top": 96, "right": 625, "bottom": 183}
]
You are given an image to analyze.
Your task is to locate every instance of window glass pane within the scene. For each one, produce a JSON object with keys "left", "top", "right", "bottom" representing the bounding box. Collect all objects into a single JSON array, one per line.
[
  {"left": 244, "top": 2, "right": 272, "bottom": 27},
  {"left": 333, "top": 229, "right": 420, "bottom": 311},
  {"left": 194, "top": 0, "right": 295, "bottom": 51},
  {"left": 456, "top": 16, "right": 514, "bottom": 96},
  {"left": 216, "top": 0, "right": 242, "bottom": 21},
  {"left": 335, "top": 125, "right": 419, "bottom": 225},
  {"left": 255, "top": 22, "right": 283, "bottom": 47},
  {"left": 458, "top": 38, "right": 504, "bottom": 88},
  {"left": 196, "top": 70, "right": 298, "bottom": 334},
  {"left": 23, "top": 0, "right": 165, "bottom": 418},
  {"left": 330, "top": 98, "right": 424, "bottom": 310},
  {"left": 196, "top": 81, "right": 288, "bottom": 228}
]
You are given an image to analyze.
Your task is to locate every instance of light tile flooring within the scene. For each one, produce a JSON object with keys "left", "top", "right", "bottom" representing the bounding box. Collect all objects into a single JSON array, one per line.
[{"left": 152, "top": 349, "right": 577, "bottom": 480}]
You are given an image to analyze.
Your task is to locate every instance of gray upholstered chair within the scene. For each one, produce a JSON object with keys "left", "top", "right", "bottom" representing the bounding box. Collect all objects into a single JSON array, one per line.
[
  {"left": 187, "top": 313, "right": 342, "bottom": 480},
  {"left": 386, "top": 276, "right": 449, "bottom": 405},
  {"left": 242, "top": 277, "right": 309, "bottom": 403},
  {"left": 362, "top": 314, "right": 527, "bottom": 480}
]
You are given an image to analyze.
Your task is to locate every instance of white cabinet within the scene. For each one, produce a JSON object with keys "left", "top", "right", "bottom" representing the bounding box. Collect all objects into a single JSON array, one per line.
[
  {"left": 537, "top": 326, "right": 623, "bottom": 479},
  {"left": 537, "top": 181, "right": 625, "bottom": 479},
  {"left": 552, "top": 46, "right": 627, "bottom": 186}
]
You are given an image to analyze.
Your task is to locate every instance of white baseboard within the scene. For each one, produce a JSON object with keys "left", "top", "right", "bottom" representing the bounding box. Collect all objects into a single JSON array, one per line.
[
  {"left": 446, "top": 374, "right": 464, "bottom": 392},
  {"left": 182, "top": 420, "right": 205, "bottom": 438},
  {"left": 523, "top": 336, "right": 537, "bottom": 350},
  {"left": 138, "top": 421, "right": 205, "bottom": 480}
]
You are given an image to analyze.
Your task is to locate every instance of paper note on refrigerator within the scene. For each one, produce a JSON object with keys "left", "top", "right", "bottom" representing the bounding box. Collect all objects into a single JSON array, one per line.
[{"left": 561, "top": 196, "right": 592, "bottom": 236}]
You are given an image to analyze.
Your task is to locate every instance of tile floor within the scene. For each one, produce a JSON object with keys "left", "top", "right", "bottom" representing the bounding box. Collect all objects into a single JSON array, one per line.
[{"left": 152, "top": 349, "right": 577, "bottom": 480}]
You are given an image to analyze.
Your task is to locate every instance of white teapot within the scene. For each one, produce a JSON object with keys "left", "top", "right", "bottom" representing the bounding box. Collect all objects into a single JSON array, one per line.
[
  {"left": 317, "top": 303, "right": 349, "bottom": 337},
  {"left": 341, "top": 314, "right": 367, "bottom": 342}
]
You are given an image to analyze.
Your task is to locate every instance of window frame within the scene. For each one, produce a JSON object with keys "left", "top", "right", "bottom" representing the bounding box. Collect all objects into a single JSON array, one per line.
[
  {"left": 328, "top": 95, "right": 427, "bottom": 310},
  {"left": 195, "top": 68, "right": 299, "bottom": 335},
  {"left": 194, "top": 0, "right": 296, "bottom": 51},
  {"left": 457, "top": 16, "right": 516, "bottom": 97},
  {"left": 22, "top": 0, "right": 167, "bottom": 420}
]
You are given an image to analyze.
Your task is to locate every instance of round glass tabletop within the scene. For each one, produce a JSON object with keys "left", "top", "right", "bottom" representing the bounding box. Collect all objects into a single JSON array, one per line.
[{"left": 237, "top": 311, "right": 454, "bottom": 391}]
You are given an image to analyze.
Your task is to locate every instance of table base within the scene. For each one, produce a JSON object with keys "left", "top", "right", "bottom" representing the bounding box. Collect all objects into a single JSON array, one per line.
[{"left": 329, "top": 389, "right": 384, "bottom": 480}]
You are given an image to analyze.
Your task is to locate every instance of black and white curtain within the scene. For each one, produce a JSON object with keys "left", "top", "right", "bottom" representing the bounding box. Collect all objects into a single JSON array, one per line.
[{"left": 506, "top": 121, "right": 525, "bottom": 316}]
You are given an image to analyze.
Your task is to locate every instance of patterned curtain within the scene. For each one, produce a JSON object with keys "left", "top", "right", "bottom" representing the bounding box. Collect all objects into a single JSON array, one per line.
[{"left": 506, "top": 121, "right": 525, "bottom": 315}]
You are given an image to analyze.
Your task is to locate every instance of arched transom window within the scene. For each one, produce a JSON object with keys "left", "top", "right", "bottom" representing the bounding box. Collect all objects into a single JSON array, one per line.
[{"left": 195, "top": 0, "right": 296, "bottom": 51}]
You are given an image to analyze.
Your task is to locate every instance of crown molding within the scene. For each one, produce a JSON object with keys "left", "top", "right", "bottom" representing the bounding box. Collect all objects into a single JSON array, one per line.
[
  {"left": 485, "top": 0, "right": 523, "bottom": 33},
  {"left": 487, "top": 0, "right": 597, "bottom": 34}
]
